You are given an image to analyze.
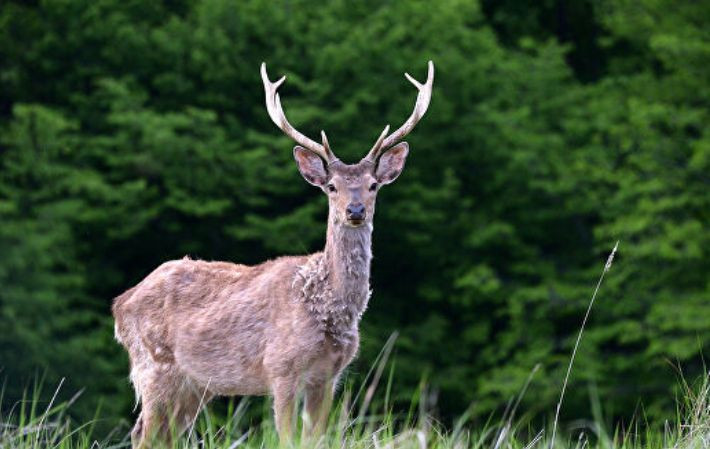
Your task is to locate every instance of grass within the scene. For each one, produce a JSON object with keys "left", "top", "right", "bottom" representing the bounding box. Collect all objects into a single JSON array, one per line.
[
  {"left": 3, "top": 373, "right": 710, "bottom": 449},
  {"left": 5, "top": 243, "right": 705, "bottom": 449}
]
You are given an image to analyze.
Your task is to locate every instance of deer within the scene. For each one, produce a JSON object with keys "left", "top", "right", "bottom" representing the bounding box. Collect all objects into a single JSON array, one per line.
[{"left": 112, "top": 60, "right": 434, "bottom": 448}]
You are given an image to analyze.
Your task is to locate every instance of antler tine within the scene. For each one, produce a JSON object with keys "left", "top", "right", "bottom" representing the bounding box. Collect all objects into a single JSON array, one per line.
[
  {"left": 320, "top": 130, "right": 338, "bottom": 162},
  {"left": 363, "top": 125, "right": 390, "bottom": 163},
  {"left": 363, "top": 61, "right": 435, "bottom": 162},
  {"left": 261, "top": 63, "right": 336, "bottom": 162}
]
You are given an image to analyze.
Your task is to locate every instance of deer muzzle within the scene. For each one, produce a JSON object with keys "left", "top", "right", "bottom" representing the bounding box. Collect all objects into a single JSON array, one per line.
[{"left": 346, "top": 203, "right": 366, "bottom": 224}]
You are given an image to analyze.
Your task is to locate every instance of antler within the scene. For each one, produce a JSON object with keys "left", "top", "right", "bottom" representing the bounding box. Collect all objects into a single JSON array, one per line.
[
  {"left": 261, "top": 63, "right": 338, "bottom": 163},
  {"left": 363, "top": 61, "right": 434, "bottom": 162}
]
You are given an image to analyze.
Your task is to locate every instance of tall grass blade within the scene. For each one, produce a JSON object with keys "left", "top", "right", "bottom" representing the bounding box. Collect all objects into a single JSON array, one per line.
[{"left": 550, "top": 241, "right": 619, "bottom": 449}]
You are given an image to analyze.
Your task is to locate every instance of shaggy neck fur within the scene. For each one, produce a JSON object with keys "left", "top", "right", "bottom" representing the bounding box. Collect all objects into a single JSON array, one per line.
[
  {"left": 324, "top": 216, "right": 372, "bottom": 293},
  {"left": 296, "top": 210, "right": 373, "bottom": 346}
]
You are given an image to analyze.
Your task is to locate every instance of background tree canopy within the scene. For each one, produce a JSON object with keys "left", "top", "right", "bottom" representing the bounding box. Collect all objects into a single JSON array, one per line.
[{"left": 1, "top": 0, "right": 708, "bottom": 430}]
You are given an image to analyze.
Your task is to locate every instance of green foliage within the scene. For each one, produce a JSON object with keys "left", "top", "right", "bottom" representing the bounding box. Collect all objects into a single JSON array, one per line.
[{"left": 0, "top": 0, "right": 708, "bottom": 429}]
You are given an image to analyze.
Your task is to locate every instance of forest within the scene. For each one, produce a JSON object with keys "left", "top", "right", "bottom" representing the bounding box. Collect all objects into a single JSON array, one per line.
[{"left": 1, "top": 0, "right": 709, "bottom": 435}]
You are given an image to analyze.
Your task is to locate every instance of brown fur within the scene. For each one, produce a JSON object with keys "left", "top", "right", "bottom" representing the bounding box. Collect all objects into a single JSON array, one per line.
[{"left": 112, "top": 152, "right": 409, "bottom": 447}]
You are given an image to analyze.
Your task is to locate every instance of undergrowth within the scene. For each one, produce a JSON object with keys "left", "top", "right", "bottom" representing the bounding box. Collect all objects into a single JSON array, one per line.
[{"left": 2, "top": 373, "right": 710, "bottom": 448}]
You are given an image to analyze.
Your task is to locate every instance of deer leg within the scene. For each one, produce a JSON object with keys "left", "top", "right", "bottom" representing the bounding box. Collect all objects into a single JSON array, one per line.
[
  {"left": 130, "top": 364, "right": 182, "bottom": 449},
  {"left": 132, "top": 403, "right": 166, "bottom": 449},
  {"left": 303, "top": 379, "right": 334, "bottom": 439},
  {"left": 130, "top": 411, "right": 144, "bottom": 448},
  {"left": 170, "top": 391, "right": 211, "bottom": 443},
  {"left": 272, "top": 377, "right": 298, "bottom": 442}
]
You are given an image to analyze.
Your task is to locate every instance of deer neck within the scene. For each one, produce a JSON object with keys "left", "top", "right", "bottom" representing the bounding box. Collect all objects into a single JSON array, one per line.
[
  {"left": 323, "top": 216, "right": 373, "bottom": 294},
  {"left": 296, "top": 213, "right": 373, "bottom": 346}
]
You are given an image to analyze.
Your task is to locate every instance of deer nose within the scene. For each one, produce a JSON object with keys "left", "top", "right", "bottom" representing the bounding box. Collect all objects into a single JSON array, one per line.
[{"left": 346, "top": 203, "right": 366, "bottom": 221}]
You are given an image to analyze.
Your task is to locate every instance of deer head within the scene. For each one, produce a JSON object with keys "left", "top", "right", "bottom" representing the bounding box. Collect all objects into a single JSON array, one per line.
[{"left": 261, "top": 61, "right": 434, "bottom": 228}]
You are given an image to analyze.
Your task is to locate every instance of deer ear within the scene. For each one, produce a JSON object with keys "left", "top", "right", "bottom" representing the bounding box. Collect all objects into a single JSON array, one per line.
[
  {"left": 375, "top": 142, "right": 409, "bottom": 185},
  {"left": 294, "top": 146, "right": 328, "bottom": 186}
]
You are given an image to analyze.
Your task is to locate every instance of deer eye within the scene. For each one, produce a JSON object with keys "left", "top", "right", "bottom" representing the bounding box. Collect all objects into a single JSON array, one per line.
[
  {"left": 369, "top": 182, "right": 378, "bottom": 191},
  {"left": 327, "top": 183, "right": 337, "bottom": 193}
]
